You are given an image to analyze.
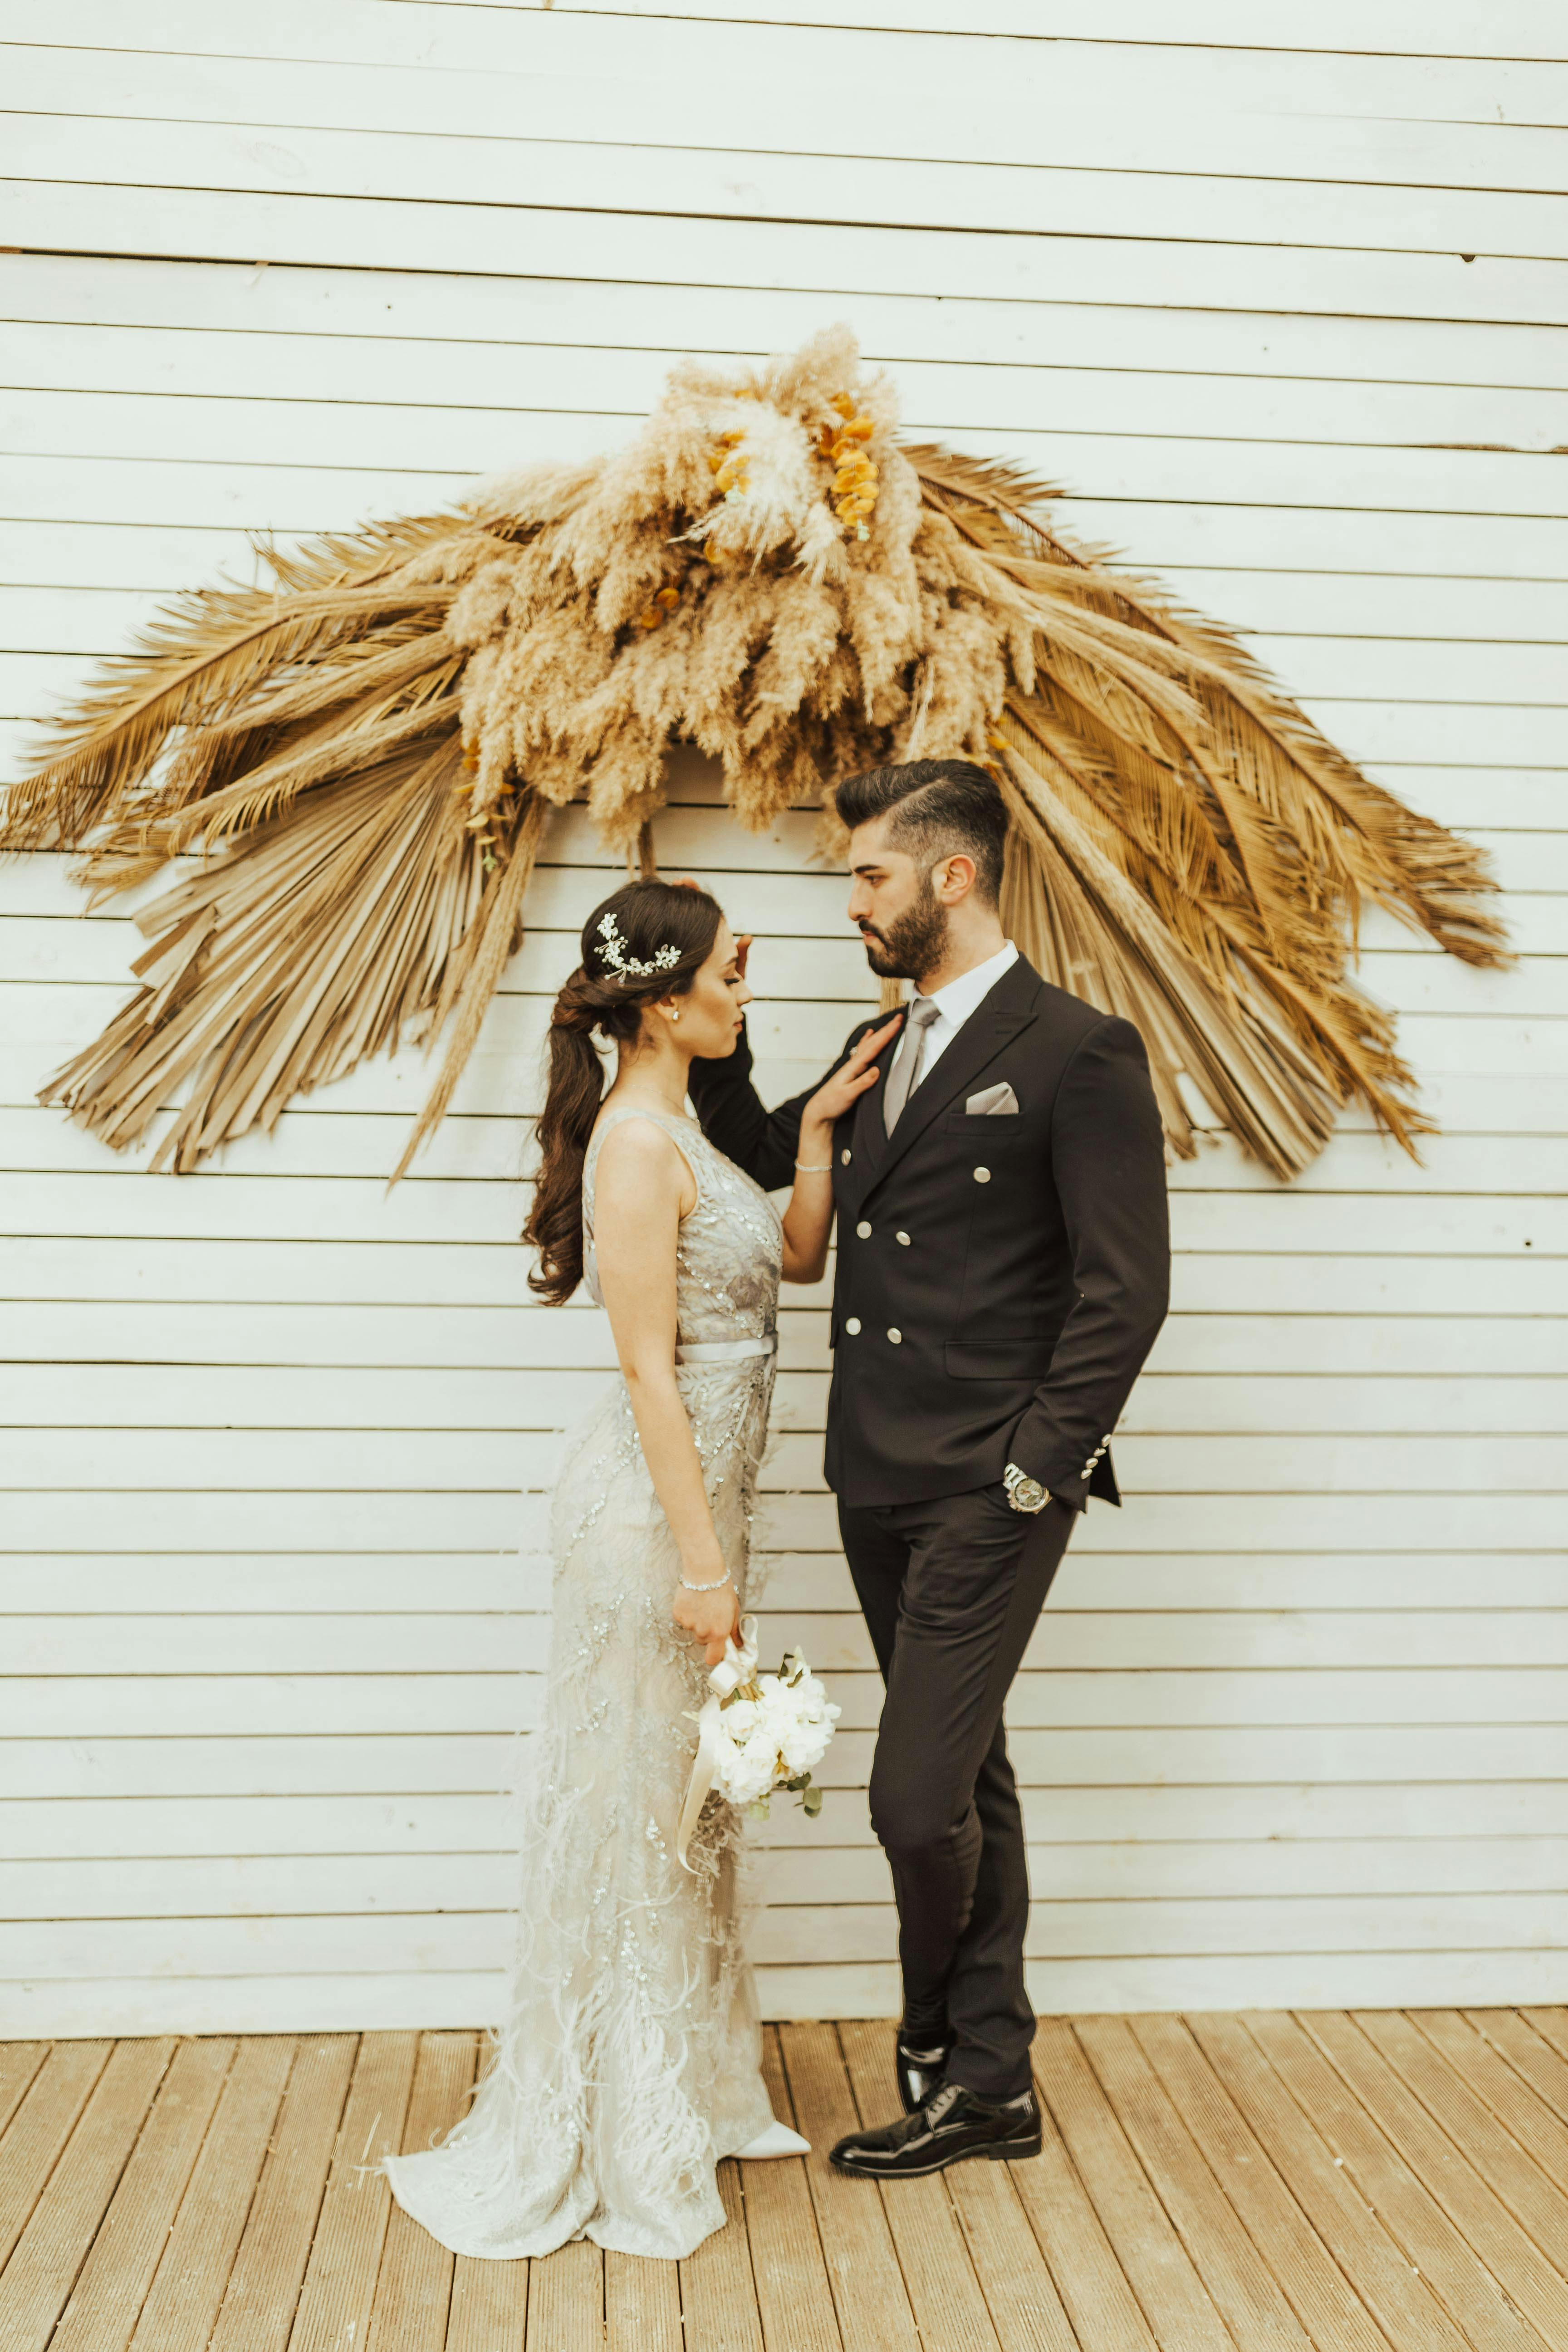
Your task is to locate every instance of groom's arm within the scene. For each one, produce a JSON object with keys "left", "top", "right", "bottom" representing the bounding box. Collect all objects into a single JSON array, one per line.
[
  {"left": 688, "top": 1014, "right": 877, "bottom": 1192},
  {"left": 1010, "top": 1016, "right": 1170, "bottom": 1509}
]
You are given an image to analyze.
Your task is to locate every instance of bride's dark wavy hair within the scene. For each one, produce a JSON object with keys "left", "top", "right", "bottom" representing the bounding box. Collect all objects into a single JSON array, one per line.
[{"left": 524, "top": 877, "right": 725, "bottom": 1304}]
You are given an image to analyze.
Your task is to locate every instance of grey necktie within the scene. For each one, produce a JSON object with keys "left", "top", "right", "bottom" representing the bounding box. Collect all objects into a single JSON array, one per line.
[{"left": 883, "top": 997, "right": 940, "bottom": 1134}]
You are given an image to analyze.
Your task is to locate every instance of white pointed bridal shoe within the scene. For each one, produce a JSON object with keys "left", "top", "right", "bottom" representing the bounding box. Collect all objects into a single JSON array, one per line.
[{"left": 735, "top": 2120, "right": 811, "bottom": 2159}]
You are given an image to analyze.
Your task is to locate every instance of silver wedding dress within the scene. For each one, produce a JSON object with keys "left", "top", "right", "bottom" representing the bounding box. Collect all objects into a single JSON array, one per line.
[{"left": 386, "top": 1106, "right": 782, "bottom": 2261}]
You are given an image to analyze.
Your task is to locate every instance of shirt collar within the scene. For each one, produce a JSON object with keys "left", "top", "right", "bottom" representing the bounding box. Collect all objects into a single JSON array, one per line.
[{"left": 915, "top": 940, "right": 1018, "bottom": 1031}]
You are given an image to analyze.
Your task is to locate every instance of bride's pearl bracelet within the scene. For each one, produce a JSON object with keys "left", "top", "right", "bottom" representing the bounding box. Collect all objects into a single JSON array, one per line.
[{"left": 679, "top": 1569, "right": 734, "bottom": 1592}]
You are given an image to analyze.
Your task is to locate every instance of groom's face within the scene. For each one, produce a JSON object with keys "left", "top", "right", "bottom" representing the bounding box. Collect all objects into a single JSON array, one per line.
[{"left": 846, "top": 814, "right": 949, "bottom": 984}]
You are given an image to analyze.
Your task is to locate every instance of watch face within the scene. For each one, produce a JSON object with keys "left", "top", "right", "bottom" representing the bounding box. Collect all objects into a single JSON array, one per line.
[{"left": 1014, "top": 1477, "right": 1046, "bottom": 1511}]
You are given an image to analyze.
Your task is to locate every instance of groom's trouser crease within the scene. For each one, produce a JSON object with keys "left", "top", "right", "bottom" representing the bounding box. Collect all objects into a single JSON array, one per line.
[{"left": 841, "top": 1488, "right": 1073, "bottom": 2100}]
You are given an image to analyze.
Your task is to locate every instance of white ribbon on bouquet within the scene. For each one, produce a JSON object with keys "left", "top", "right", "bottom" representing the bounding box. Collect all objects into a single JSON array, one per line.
[{"left": 676, "top": 1615, "right": 759, "bottom": 1873}]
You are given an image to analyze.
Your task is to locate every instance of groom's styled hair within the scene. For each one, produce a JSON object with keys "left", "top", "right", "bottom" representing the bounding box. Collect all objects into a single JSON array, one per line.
[{"left": 835, "top": 759, "right": 1008, "bottom": 905}]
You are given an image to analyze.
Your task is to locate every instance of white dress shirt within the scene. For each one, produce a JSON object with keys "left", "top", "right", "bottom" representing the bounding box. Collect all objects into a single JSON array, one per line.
[{"left": 906, "top": 939, "right": 1019, "bottom": 1082}]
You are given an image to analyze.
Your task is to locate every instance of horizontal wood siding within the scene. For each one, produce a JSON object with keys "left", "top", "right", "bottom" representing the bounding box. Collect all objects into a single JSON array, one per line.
[{"left": 0, "top": 1, "right": 1563, "bottom": 2033}]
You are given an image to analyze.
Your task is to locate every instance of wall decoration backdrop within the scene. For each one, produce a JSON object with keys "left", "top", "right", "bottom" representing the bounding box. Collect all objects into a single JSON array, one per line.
[{"left": 1, "top": 0, "right": 1563, "bottom": 2036}]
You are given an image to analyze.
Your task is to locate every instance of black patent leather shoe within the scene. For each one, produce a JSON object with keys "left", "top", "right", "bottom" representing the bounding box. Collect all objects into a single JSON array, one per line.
[
  {"left": 895, "top": 2029, "right": 954, "bottom": 2113},
  {"left": 831, "top": 2082, "right": 1042, "bottom": 2178}
]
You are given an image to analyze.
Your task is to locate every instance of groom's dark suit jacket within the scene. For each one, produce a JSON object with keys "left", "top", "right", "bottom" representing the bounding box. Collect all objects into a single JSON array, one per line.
[{"left": 689, "top": 956, "right": 1171, "bottom": 1513}]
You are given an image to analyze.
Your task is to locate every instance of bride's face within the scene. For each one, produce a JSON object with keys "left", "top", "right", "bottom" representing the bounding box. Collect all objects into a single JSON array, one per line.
[{"left": 663, "top": 919, "right": 752, "bottom": 1059}]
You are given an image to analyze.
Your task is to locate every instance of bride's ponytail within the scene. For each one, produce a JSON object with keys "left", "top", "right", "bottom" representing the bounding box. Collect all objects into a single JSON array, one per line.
[{"left": 525, "top": 879, "right": 723, "bottom": 1303}]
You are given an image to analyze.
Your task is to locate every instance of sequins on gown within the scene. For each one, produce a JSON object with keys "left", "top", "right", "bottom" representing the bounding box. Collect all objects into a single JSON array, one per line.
[{"left": 385, "top": 1105, "right": 783, "bottom": 2261}]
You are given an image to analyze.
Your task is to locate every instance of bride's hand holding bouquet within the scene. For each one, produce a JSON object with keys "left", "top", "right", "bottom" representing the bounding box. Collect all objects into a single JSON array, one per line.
[{"left": 672, "top": 1548, "right": 742, "bottom": 1666}]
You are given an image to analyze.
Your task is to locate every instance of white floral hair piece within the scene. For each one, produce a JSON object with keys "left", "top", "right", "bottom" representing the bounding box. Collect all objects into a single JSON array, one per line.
[{"left": 596, "top": 909, "right": 682, "bottom": 982}]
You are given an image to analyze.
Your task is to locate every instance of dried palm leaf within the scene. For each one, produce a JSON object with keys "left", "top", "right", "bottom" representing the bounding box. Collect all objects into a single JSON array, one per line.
[{"left": 3, "top": 327, "right": 1505, "bottom": 1180}]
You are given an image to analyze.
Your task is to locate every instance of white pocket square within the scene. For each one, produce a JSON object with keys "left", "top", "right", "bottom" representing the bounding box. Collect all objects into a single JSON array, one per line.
[{"left": 965, "top": 1082, "right": 1019, "bottom": 1116}]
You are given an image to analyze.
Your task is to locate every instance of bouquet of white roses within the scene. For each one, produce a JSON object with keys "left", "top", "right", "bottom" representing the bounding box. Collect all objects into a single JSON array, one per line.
[{"left": 677, "top": 1616, "right": 840, "bottom": 1869}]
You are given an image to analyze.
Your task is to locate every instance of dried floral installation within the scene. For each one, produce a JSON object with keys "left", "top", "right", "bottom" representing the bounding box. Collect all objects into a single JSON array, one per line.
[{"left": 3, "top": 327, "right": 1505, "bottom": 1180}]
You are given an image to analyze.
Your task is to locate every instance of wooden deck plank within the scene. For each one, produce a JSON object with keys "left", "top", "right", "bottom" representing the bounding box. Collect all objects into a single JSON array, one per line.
[
  {"left": 603, "top": 2250, "right": 678, "bottom": 2352},
  {"left": 1465, "top": 2012, "right": 1568, "bottom": 2156},
  {"left": 740, "top": 2025, "right": 841, "bottom": 2352},
  {"left": 448, "top": 2248, "right": 529, "bottom": 2352},
  {"left": 10, "top": 2017, "right": 1568, "bottom": 2352},
  {"left": 129, "top": 2036, "right": 297, "bottom": 2352},
  {"left": 944, "top": 2142, "right": 1079, "bottom": 2352},
  {"left": 366, "top": 2032, "right": 477, "bottom": 2352},
  {"left": 1415, "top": 2013, "right": 1568, "bottom": 2203},
  {"left": 1078, "top": 2013, "right": 1315, "bottom": 2352},
  {"left": 288, "top": 2030, "right": 417, "bottom": 2352},
  {"left": 1304, "top": 2012, "right": 1568, "bottom": 2346},
  {"left": 0, "top": 2041, "right": 113, "bottom": 2272},
  {"left": 526, "top": 2236, "right": 604, "bottom": 2352},
  {"left": 1133, "top": 2014, "right": 1390, "bottom": 2352},
  {"left": 777, "top": 2021, "right": 918, "bottom": 2352},
  {"left": 1007, "top": 2082, "right": 1157, "bottom": 2351},
  {"left": 1245, "top": 2011, "right": 1548, "bottom": 2352},
  {"left": 1351, "top": 2013, "right": 1568, "bottom": 2305},
  {"left": 49, "top": 2037, "right": 235, "bottom": 2352},
  {"left": 681, "top": 2157, "right": 762, "bottom": 2352},
  {"left": 0, "top": 2038, "right": 174, "bottom": 2352},
  {"left": 209, "top": 2035, "right": 358, "bottom": 2352},
  {"left": 0, "top": 2044, "right": 49, "bottom": 2142},
  {"left": 838, "top": 2019, "right": 1001, "bottom": 2352},
  {"left": 1190, "top": 2011, "right": 1477, "bottom": 2352},
  {"left": 1519, "top": 2012, "right": 1568, "bottom": 2098},
  {"left": 1032, "top": 2016, "right": 1233, "bottom": 2352}
]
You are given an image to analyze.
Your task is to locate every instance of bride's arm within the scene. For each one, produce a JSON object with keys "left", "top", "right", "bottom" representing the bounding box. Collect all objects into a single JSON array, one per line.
[
  {"left": 779, "top": 1016, "right": 901, "bottom": 1285},
  {"left": 592, "top": 1118, "right": 739, "bottom": 1666}
]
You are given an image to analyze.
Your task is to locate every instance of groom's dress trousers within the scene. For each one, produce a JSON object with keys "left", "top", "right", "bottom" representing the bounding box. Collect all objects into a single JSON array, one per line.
[{"left": 690, "top": 953, "right": 1170, "bottom": 2100}]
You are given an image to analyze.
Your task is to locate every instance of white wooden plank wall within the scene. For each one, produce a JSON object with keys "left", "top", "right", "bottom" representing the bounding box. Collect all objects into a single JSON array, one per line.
[{"left": 0, "top": 0, "right": 1564, "bottom": 2037}]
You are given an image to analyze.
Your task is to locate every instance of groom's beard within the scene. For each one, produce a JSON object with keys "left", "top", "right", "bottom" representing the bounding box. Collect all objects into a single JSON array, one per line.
[{"left": 859, "top": 873, "right": 948, "bottom": 982}]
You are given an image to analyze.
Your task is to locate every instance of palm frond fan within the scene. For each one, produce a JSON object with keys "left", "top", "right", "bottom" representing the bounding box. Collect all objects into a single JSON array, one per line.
[{"left": 3, "top": 327, "right": 1505, "bottom": 1181}]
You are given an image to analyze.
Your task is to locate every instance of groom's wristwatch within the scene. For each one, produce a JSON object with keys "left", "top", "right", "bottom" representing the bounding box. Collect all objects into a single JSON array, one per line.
[{"left": 1003, "top": 1462, "right": 1050, "bottom": 1515}]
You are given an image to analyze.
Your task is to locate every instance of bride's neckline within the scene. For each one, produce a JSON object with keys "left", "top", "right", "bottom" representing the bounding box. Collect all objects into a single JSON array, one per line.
[{"left": 592, "top": 1097, "right": 698, "bottom": 1136}]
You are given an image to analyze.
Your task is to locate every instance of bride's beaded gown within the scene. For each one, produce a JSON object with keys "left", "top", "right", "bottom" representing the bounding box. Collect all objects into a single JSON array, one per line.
[{"left": 386, "top": 1106, "right": 783, "bottom": 2260}]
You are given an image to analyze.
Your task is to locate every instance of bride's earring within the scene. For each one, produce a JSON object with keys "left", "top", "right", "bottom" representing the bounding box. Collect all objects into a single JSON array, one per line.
[{"left": 670, "top": 1009, "right": 681, "bottom": 1023}]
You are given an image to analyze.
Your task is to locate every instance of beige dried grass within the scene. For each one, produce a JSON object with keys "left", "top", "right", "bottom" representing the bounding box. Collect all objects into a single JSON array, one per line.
[{"left": 2, "top": 327, "right": 1505, "bottom": 1179}]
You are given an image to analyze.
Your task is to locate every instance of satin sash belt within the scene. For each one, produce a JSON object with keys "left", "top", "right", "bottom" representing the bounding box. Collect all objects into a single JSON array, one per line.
[
  {"left": 677, "top": 1616, "right": 759, "bottom": 1873},
  {"left": 674, "top": 1333, "right": 777, "bottom": 1365}
]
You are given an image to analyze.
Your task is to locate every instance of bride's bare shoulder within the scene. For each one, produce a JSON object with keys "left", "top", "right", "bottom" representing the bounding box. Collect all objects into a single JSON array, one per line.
[{"left": 591, "top": 1112, "right": 697, "bottom": 1212}]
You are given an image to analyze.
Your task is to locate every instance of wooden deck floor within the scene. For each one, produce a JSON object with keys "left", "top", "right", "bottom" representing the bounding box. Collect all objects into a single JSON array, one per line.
[{"left": 4, "top": 2011, "right": 1568, "bottom": 2352}]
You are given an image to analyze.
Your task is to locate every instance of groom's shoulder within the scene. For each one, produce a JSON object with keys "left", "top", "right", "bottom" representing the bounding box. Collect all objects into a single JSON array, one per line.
[{"left": 1021, "top": 965, "right": 1145, "bottom": 1054}]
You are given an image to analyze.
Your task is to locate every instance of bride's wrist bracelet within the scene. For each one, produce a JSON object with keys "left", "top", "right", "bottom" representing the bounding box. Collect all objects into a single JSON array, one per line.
[
  {"left": 794, "top": 1160, "right": 832, "bottom": 1173},
  {"left": 679, "top": 1568, "right": 733, "bottom": 1592}
]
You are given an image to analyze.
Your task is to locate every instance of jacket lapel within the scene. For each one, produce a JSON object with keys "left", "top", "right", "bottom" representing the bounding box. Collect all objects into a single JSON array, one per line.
[{"left": 867, "top": 958, "right": 1042, "bottom": 1191}]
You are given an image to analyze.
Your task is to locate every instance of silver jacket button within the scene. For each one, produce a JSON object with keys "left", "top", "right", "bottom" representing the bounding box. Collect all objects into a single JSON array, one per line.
[
  {"left": 974, "top": 1166, "right": 991, "bottom": 1183},
  {"left": 840, "top": 1147, "right": 852, "bottom": 1165},
  {"left": 896, "top": 1230, "right": 911, "bottom": 1246},
  {"left": 845, "top": 1317, "right": 862, "bottom": 1335},
  {"left": 887, "top": 1327, "right": 902, "bottom": 1344},
  {"left": 855, "top": 1220, "right": 872, "bottom": 1239}
]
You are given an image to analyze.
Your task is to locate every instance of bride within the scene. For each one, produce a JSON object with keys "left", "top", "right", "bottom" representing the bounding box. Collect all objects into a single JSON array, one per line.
[{"left": 386, "top": 876, "right": 894, "bottom": 2261}]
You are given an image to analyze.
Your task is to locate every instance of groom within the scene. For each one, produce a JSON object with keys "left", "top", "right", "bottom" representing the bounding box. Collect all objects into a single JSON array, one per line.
[{"left": 689, "top": 757, "right": 1170, "bottom": 2177}]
